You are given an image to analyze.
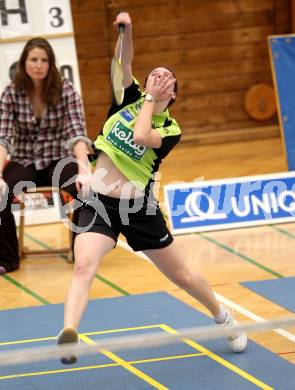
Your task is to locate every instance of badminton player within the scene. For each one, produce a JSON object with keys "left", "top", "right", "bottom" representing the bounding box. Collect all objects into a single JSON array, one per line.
[{"left": 57, "top": 11, "right": 247, "bottom": 364}]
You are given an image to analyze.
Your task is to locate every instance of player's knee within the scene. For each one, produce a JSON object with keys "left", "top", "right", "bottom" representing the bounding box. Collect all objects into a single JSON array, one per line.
[
  {"left": 73, "top": 256, "right": 96, "bottom": 280},
  {"left": 173, "top": 272, "right": 193, "bottom": 290}
]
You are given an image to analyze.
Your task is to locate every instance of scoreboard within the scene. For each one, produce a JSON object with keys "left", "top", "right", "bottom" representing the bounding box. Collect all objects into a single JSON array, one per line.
[{"left": 0, "top": 0, "right": 82, "bottom": 225}]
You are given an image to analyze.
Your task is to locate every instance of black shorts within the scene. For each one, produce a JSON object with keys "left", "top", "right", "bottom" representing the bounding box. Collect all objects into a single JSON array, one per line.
[{"left": 77, "top": 192, "right": 174, "bottom": 251}]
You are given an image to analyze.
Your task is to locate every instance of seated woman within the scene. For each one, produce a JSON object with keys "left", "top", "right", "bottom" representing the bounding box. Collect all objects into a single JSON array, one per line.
[{"left": 0, "top": 37, "right": 91, "bottom": 274}]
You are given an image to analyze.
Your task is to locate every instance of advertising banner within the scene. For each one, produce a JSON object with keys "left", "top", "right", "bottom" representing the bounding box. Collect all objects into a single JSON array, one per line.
[{"left": 164, "top": 172, "right": 295, "bottom": 234}]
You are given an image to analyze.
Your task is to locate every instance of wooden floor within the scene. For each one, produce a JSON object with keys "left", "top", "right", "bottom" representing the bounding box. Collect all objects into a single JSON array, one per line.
[{"left": 1, "top": 136, "right": 295, "bottom": 366}]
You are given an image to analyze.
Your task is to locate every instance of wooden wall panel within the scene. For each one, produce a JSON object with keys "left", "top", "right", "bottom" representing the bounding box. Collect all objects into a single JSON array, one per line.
[{"left": 71, "top": 0, "right": 291, "bottom": 143}]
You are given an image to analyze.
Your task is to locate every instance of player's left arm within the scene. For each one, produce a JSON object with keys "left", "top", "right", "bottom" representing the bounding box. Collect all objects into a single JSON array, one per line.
[{"left": 133, "top": 100, "right": 162, "bottom": 148}]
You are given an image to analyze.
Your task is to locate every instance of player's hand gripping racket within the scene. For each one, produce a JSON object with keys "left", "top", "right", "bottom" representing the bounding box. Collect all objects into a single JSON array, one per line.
[{"left": 111, "top": 22, "right": 125, "bottom": 105}]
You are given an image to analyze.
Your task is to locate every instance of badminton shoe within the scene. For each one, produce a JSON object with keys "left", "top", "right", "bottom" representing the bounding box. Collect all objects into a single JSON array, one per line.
[
  {"left": 218, "top": 309, "right": 247, "bottom": 353},
  {"left": 56, "top": 326, "right": 79, "bottom": 364}
]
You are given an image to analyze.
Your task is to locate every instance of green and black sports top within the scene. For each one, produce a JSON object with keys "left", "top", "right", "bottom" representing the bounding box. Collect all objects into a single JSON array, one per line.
[{"left": 92, "top": 78, "right": 181, "bottom": 195}]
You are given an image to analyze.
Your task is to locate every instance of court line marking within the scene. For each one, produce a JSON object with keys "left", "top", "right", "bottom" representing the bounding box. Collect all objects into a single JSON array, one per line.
[
  {"left": 161, "top": 205, "right": 285, "bottom": 278},
  {"left": 0, "top": 362, "right": 119, "bottom": 380},
  {"left": 119, "top": 242, "right": 295, "bottom": 343},
  {"left": 161, "top": 324, "right": 273, "bottom": 390},
  {"left": 0, "top": 229, "right": 289, "bottom": 385},
  {"left": 214, "top": 292, "right": 295, "bottom": 343},
  {"left": 0, "top": 354, "right": 203, "bottom": 380},
  {"left": 269, "top": 224, "right": 295, "bottom": 239},
  {"left": 120, "top": 230, "right": 284, "bottom": 279},
  {"left": 22, "top": 225, "right": 284, "bottom": 297},
  {"left": 81, "top": 334, "right": 168, "bottom": 390},
  {"left": 0, "top": 324, "right": 191, "bottom": 382},
  {"left": 10, "top": 231, "right": 295, "bottom": 344},
  {"left": 199, "top": 233, "right": 284, "bottom": 278},
  {"left": 0, "top": 325, "right": 163, "bottom": 346},
  {"left": 0, "top": 323, "right": 272, "bottom": 388},
  {"left": 0, "top": 337, "right": 55, "bottom": 346},
  {"left": 1, "top": 273, "right": 49, "bottom": 305},
  {"left": 94, "top": 272, "right": 129, "bottom": 296},
  {"left": 85, "top": 324, "right": 161, "bottom": 336},
  {"left": 24, "top": 232, "right": 130, "bottom": 296},
  {"left": 130, "top": 352, "right": 204, "bottom": 363},
  {"left": 22, "top": 219, "right": 294, "bottom": 283}
]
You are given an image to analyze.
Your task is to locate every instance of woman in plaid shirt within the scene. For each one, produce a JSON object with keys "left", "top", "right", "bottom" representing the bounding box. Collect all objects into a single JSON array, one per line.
[{"left": 0, "top": 37, "right": 92, "bottom": 274}]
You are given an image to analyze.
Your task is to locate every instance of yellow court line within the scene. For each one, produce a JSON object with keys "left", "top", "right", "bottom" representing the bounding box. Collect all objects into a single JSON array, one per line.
[
  {"left": 0, "top": 325, "right": 161, "bottom": 346},
  {"left": 0, "top": 323, "right": 274, "bottom": 388},
  {"left": 84, "top": 324, "right": 162, "bottom": 337},
  {"left": 0, "top": 362, "right": 118, "bottom": 380},
  {"left": 130, "top": 352, "right": 204, "bottom": 365},
  {"left": 80, "top": 334, "right": 168, "bottom": 390},
  {"left": 0, "top": 353, "right": 204, "bottom": 381},
  {"left": 160, "top": 324, "right": 273, "bottom": 390},
  {"left": 0, "top": 337, "right": 56, "bottom": 346}
]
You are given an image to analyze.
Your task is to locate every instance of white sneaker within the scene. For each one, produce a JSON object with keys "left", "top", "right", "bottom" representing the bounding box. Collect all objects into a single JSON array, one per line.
[
  {"left": 218, "top": 309, "right": 247, "bottom": 353},
  {"left": 56, "top": 326, "right": 79, "bottom": 364}
]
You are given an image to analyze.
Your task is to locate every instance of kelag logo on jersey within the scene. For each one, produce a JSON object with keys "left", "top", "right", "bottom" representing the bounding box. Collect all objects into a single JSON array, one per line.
[
  {"left": 164, "top": 173, "right": 295, "bottom": 233},
  {"left": 107, "top": 121, "right": 147, "bottom": 160}
]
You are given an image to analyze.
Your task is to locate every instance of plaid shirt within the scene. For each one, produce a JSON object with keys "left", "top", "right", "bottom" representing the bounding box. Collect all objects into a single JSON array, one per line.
[{"left": 0, "top": 79, "right": 91, "bottom": 170}]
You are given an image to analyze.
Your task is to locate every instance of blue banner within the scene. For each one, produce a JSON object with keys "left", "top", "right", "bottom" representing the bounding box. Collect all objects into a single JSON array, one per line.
[
  {"left": 269, "top": 35, "right": 295, "bottom": 170},
  {"left": 164, "top": 173, "right": 295, "bottom": 234}
]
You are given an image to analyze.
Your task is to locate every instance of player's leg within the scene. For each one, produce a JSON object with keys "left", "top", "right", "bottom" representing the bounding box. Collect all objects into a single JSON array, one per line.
[
  {"left": 125, "top": 206, "right": 220, "bottom": 317},
  {"left": 144, "top": 241, "right": 220, "bottom": 315},
  {"left": 57, "top": 197, "right": 118, "bottom": 363},
  {"left": 144, "top": 242, "right": 247, "bottom": 353},
  {"left": 57, "top": 232, "right": 115, "bottom": 364},
  {"left": 64, "top": 232, "right": 115, "bottom": 329}
]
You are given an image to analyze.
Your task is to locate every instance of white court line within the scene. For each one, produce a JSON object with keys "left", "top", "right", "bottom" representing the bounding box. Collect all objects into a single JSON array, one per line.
[
  {"left": 214, "top": 293, "right": 295, "bottom": 342},
  {"left": 118, "top": 241, "right": 295, "bottom": 343}
]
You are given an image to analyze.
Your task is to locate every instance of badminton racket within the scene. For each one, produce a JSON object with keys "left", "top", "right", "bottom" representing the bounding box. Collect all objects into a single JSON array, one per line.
[{"left": 111, "top": 21, "right": 125, "bottom": 105}]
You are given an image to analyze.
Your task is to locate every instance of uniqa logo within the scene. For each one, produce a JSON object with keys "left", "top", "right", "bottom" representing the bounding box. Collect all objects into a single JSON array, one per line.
[
  {"left": 182, "top": 191, "right": 227, "bottom": 222},
  {"left": 111, "top": 122, "right": 146, "bottom": 156},
  {"left": 181, "top": 190, "right": 295, "bottom": 222}
]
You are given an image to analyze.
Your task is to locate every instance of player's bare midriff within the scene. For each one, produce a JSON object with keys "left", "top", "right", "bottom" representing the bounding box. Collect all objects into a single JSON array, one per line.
[{"left": 91, "top": 151, "right": 144, "bottom": 199}]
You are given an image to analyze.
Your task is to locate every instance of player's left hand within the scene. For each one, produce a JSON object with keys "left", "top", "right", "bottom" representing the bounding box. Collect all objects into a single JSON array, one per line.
[
  {"left": 146, "top": 71, "right": 176, "bottom": 103},
  {"left": 75, "top": 172, "right": 92, "bottom": 199}
]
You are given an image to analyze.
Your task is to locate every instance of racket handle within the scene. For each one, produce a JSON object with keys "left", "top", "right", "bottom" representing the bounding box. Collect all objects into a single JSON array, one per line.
[
  {"left": 118, "top": 23, "right": 125, "bottom": 33},
  {"left": 117, "top": 10, "right": 126, "bottom": 33}
]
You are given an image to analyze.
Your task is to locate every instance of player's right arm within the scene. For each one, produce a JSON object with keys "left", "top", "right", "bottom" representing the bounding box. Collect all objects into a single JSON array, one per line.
[{"left": 113, "top": 12, "right": 133, "bottom": 88}]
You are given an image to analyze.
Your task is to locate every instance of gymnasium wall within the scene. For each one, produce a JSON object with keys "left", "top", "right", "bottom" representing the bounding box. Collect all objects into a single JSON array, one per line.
[{"left": 71, "top": 0, "right": 291, "bottom": 143}]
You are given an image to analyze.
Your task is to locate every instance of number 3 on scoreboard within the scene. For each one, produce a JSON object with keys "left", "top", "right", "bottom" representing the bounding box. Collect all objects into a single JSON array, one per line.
[
  {"left": 42, "top": 0, "right": 73, "bottom": 34},
  {"left": 49, "top": 7, "right": 64, "bottom": 28}
]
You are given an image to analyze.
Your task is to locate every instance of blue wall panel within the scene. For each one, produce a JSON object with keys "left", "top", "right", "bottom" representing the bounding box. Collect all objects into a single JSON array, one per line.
[{"left": 269, "top": 35, "right": 295, "bottom": 170}]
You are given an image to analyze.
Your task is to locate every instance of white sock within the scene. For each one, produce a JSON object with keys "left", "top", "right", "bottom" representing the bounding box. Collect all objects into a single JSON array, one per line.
[{"left": 214, "top": 305, "right": 228, "bottom": 324}]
